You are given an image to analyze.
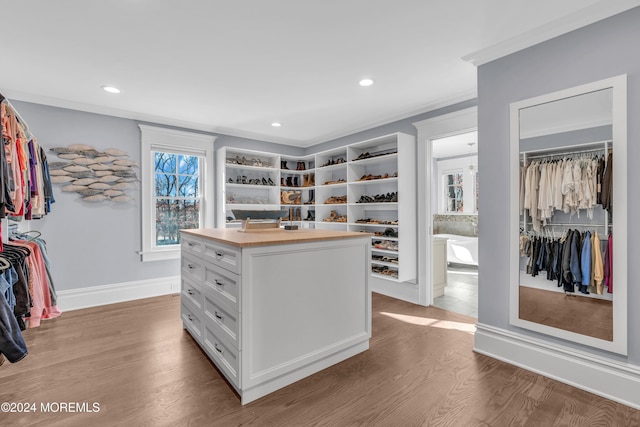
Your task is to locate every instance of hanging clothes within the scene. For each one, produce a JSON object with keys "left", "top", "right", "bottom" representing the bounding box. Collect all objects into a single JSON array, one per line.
[
  {"left": 591, "top": 231, "right": 604, "bottom": 295},
  {"left": 603, "top": 233, "right": 613, "bottom": 293},
  {"left": 1, "top": 99, "right": 54, "bottom": 221}
]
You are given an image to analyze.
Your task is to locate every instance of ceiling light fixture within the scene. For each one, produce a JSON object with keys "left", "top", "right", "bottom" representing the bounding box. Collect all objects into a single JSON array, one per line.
[
  {"left": 101, "top": 85, "right": 121, "bottom": 94},
  {"left": 359, "top": 78, "right": 374, "bottom": 87},
  {"left": 271, "top": 122, "right": 282, "bottom": 127}
]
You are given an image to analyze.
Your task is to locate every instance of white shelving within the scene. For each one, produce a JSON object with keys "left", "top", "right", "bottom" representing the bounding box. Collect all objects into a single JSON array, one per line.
[{"left": 216, "top": 133, "right": 417, "bottom": 300}]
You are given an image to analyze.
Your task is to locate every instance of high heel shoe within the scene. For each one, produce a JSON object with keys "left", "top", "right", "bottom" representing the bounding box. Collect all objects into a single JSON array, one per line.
[{"left": 268, "top": 177, "right": 275, "bottom": 186}]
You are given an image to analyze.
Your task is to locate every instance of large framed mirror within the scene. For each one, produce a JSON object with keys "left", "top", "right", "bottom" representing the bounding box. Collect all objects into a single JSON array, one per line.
[{"left": 509, "top": 75, "right": 627, "bottom": 355}]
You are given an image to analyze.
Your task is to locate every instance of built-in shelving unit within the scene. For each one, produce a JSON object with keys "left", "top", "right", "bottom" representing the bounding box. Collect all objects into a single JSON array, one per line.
[{"left": 216, "top": 133, "right": 417, "bottom": 300}]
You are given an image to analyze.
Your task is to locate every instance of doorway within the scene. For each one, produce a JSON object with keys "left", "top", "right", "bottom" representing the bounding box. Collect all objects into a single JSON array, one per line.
[
  {"left": 413, "top": 106, "right": 478, "bottom": 316},
  {"left": 430, "top": 131, "right": 478, "bottom": 318}
]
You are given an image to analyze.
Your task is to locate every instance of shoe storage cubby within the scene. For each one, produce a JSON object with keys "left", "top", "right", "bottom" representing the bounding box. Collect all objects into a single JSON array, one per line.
[{"left": 217, "top": 133, "right": 416, "bottom": 295}]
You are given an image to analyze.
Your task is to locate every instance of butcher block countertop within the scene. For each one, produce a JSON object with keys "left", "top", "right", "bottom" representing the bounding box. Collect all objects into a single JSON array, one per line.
[{"left": 181, "top": 228, "right": 372, "bottom": 248}]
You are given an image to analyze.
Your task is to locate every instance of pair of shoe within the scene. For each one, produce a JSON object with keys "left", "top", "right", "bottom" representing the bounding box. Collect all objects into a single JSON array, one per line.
[
  {"left": 296, "top": 161, "right": 306, "bottom": 170},
  {"left": 304, "top": 210, "right": 315, "bottom": 221},
  {"left": 373, "top": 240, "right": 398, "bottom": 251},
  {"left": 356, "top": 192, "right": 398, "bottom": 203},
  {"left": 323, "top": 210, "right": 347, "bottom": 222},
  {"left": 358, "top": 172, "right": 397, "bottom": 181},
  {"left": 302, "top": 173, "right": 315, "bottom": 187},
  {"left": 321, "top": 157, "right": 346, "bottom": 167},
  {"left": 304, "top": 189, "right": 315, "bottom": 205},
  {"left": 281, "top": 190, "right": 301, "bottom": 205},
  {"left": 323, "top": 178, "right": 346, "bottom": 185},
  {"left": 284, "top": 176, "right": 300, "bottom": 187},
  {"left": 288, "top": 207, "right": 302, "bottom": 221},
  {"left": 324, "top": 195, "right": 347, "bottom": 204}
]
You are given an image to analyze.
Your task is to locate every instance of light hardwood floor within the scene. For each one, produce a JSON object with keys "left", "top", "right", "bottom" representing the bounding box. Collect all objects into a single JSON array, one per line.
[{"left": 1, "top": 293, "right": 638, "bottom": 426}]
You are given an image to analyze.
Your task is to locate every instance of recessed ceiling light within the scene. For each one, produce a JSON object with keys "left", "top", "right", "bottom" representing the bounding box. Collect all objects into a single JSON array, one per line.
[
  {"left": 101, "top": 85, "right": 121, "bottom": 94},
  {"left": 359, "top": 78, "right": 374, "bottom": 87},
  {"left": 271, "top": 122, "right": 282, "bottom": 127}
]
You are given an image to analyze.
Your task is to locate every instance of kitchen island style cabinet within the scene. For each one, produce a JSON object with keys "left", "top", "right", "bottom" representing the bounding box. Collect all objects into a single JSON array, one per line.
[{"left": 180, "top": 228, "right": 371, "bottom": 404}]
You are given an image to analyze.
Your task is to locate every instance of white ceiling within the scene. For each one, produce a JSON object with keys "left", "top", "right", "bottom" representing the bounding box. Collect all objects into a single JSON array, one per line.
[
  {"left": 433, "top": 131, "right": 478, "bottom": 159},
  {"left": 1, "top": 1, "right": 636, "bottom": 147}
]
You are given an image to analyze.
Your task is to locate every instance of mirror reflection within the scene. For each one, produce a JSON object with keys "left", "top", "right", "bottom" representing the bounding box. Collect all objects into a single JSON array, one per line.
[{"left": 518, "top": 88, "right": 613, "bottom": 341}]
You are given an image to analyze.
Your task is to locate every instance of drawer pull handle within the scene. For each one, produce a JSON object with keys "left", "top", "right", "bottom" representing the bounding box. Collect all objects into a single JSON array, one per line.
[
  {"left": 187, "top": 289, "right": 194, "bottom": 296},
  {"left": 187, "top": 264, "right": 195, "bottom": 269},
  {"left": 187, "top": 314, "right": 194, "bottom": 322},
  {"left": 214, "top": 279, "right": 224, "bottom": 288},
  {"left": 214, "top": 343, "right": 224, "bottom": 354},
  {"left": 187, "top": 242, "right": 194, "bottom": 247},
  {"left": 214, "top": 311, "right": 223, "bottom": 321},
  {"left": 215, "top": 251, "right": 224, "bottom": 259}
]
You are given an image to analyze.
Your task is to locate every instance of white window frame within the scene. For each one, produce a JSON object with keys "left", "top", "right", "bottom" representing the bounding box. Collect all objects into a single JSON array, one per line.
[
  {"left": 441, "top": 168, "right": 464, "bottom": 213},
  {"left": 139, "top": 124, "right": 216, "bottom": 262}
]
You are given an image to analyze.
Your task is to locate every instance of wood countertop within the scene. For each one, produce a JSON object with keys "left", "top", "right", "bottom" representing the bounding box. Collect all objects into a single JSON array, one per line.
[{"left": 181, "top": 228, "right": 372, "bottom": 248}]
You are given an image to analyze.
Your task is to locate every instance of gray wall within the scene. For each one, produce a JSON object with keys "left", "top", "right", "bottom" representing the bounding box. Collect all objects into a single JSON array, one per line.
[
  {"left": 477, "top": 7, "right": 640, "bottom": 363},
  {"left": 10, "top": 101, "right": 303, "bottom": 291},
  {"left": 13, "top": 97, "right": 475, "bottom": 293}
]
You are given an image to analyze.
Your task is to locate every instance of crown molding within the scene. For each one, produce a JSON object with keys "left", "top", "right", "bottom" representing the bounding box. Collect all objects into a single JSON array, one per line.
[
  {"left": 4, "top": 88, "right": 477, "bottom": 149},
  {"left": 463, "top": 0, "right": 640, "bottom": 66}
]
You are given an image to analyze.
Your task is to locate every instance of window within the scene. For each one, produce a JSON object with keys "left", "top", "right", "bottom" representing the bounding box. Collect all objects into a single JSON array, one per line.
[
  {"left": 154, "top": 152, "right": 201, "bottom": 246},
  {"left": 139, "top": 125, "right": 215, "bottom": 261},
  {"left": 443, "top": 171, "right": 464, "bottom": 212}
]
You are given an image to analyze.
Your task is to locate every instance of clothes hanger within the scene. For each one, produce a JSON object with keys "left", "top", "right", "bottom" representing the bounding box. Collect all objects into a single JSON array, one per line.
[{"left": 0, "top": 257, "right": 11, "bottom": 271}]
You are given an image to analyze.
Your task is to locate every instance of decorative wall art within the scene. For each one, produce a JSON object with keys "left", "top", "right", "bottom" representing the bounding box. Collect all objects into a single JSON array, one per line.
[{"left": 48, "top": 144, "right": 138, "bottom": 202}]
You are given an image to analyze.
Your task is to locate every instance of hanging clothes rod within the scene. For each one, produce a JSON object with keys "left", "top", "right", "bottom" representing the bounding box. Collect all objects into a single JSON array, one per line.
[
  {"left": 539, "top": 222, "right": 608, "bottom": 227},
  {"left": 523, "top": 147, "right": 607, "bottom": 161}
]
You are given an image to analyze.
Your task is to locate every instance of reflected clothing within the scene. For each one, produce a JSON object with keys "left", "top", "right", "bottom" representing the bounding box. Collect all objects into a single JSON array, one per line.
[
  {"left": 580, "top": 231, "right": 591, "bottom": 294},
  {"left": 604, "top": 234, "right": 613, "bottom": 293},
  {"left": 591, "top": 232, "right": 604, "bottom": 295}
]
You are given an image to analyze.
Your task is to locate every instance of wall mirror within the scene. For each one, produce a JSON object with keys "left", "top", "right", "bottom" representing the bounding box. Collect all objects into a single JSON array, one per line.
[{"left": 509, "top": 75, "right": 627, "bottom": 355}]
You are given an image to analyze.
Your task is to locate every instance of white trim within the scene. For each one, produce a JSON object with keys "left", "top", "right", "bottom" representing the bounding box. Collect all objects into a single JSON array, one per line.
[
  {"left": 139, "top": 125, "right": 216, "bottom": 262},
  {"left": 4, "top": 88, "right": 476, "bottom": 147},
  {"left": 474, "top": 323, "right": 640, "bottom": 410},
  {"left": 462, "top": 1, "right": 640, "bottom": 66},
  {"left": 508, "top": 75, "right": 627, "bottom": 355},
  {"left": 413, "top": 107, "right": 477, "bottom": 307},
  {"left": 56, "top": 276, "right": 180, "bottom": 311}
]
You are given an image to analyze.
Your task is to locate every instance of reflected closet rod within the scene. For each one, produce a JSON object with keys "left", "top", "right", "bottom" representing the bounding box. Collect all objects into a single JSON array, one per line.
[{"left": 523, "top": 146, "right": 607, "bottom": 161}]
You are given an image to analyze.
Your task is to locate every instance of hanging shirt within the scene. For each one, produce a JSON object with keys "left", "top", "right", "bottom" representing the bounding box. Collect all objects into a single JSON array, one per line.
[{"left": 591, "top": 231, "right": 604, "bottom": 294}]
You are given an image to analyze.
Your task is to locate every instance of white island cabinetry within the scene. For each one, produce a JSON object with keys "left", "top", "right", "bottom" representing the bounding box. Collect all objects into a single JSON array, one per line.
[{"left": 180, "top": 228, "right": 371, "bottom": 404}]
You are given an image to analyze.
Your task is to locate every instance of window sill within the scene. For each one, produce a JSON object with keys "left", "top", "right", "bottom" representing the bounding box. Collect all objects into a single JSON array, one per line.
[{"left": 139, "top": 248, "right": 181, "bottom": 262}]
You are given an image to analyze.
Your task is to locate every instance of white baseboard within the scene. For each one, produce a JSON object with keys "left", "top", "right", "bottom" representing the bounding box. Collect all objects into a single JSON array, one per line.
[
  {"left": 56, "top": 276, "right": 180, "bottom": 311},
  {"left": 474, "top": 323, "right": 640, "bottom": 410}
]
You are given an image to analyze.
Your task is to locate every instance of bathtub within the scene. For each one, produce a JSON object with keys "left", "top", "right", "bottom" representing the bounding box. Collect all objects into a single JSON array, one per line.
[{"left": 434, "top": 234, "right": 478, "bottom": 266}]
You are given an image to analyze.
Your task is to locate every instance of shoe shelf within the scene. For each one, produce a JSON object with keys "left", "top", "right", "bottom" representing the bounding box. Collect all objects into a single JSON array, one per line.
[{"left": 217, "top": 134, "right": 417, "bottom": 302}]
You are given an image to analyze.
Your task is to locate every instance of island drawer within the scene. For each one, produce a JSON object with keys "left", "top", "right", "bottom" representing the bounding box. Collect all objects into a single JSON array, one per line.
[{"left": 202, "top": 240, "right": 241, "bottom": 274}]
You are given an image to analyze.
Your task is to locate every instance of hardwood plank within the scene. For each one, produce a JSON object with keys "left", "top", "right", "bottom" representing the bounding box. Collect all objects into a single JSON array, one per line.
[{"left": 0, "top": 293, "right": 638, "bottom": 426}]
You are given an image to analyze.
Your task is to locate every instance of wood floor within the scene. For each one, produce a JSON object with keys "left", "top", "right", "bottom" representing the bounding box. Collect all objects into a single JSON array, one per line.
[
  {"left": 519, "top": 286, "right": 613, "bottom": 341},
  {"left": 1, "top": 293, "right": 638, "bottom": 427}
]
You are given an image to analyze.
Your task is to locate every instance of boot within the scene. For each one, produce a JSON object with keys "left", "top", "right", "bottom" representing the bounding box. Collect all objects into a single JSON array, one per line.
[
  {"left": 306, "top": 189, "right": 315, "bottom": 204},
  {"left": 309, "top": 173, "right": 315, "bottom": 186},
  {"left": 281, "top": 160, "right": 288, "bottom": 170},
  {"left": 299, "top": 161, "right": 306, "bottom": 171},
  {"left": 286, "top": 176, "right": 293, "bottom": 187},
  {"left": 293, "top": 176, "right": 299, "bottom": 187}
]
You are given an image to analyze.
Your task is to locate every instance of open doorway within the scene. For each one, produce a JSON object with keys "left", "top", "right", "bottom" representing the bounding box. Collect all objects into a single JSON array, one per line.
[{"left": 431, "top": 131, "right": 478, "bottom": 318}]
